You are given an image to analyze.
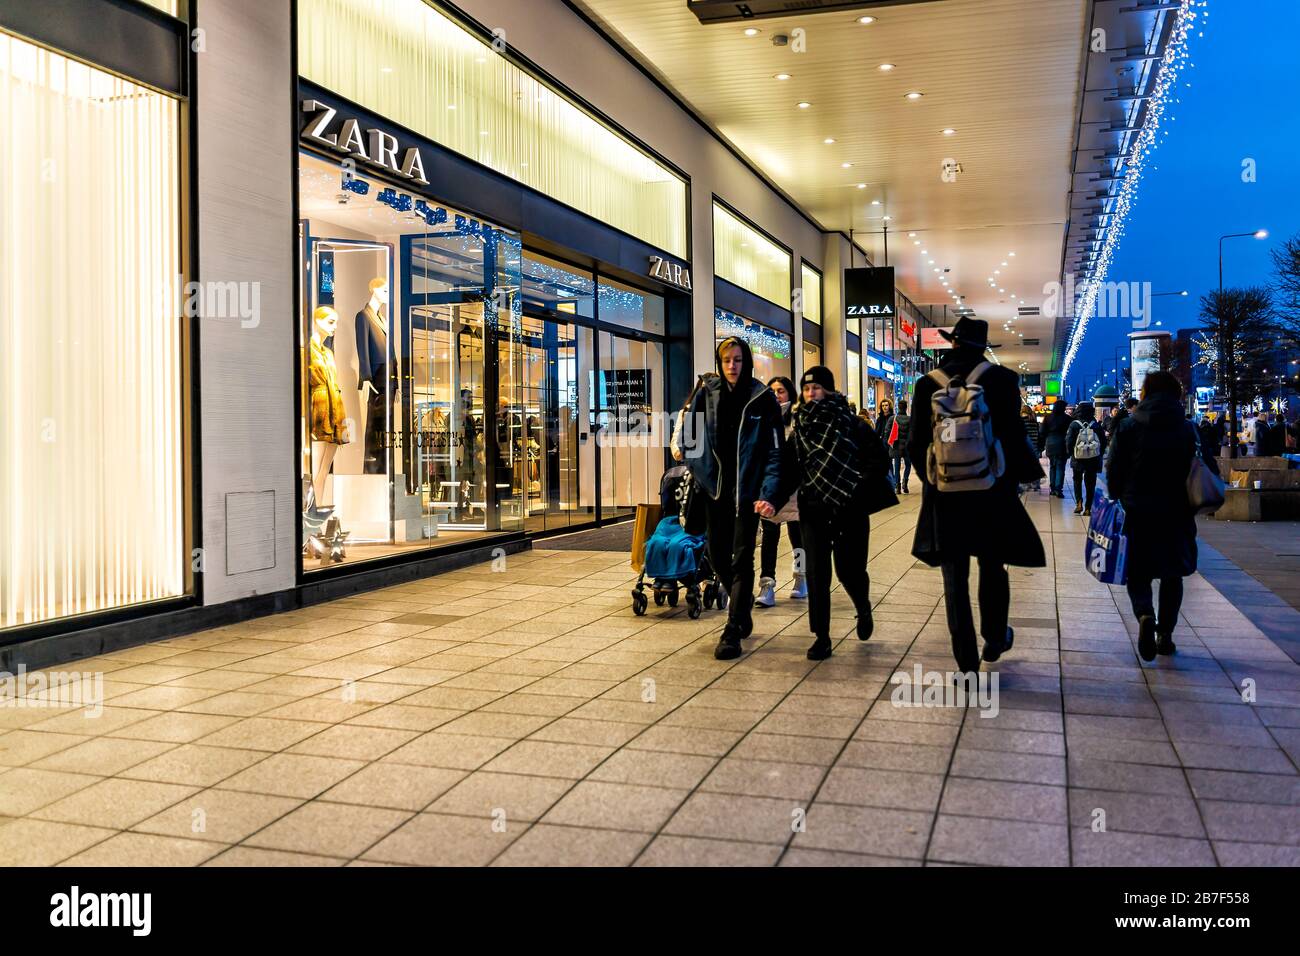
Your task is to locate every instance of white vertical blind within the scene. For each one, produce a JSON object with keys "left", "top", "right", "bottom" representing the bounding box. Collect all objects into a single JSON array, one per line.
[
  {"left": 298, "top": 0, "right": 688, "bottom": 258},
  {"left": 712, "top": 202, "right": 791, "bottom": 309},
  {"left": 0, "top": 33, "right": 185, "bottom": 629}
]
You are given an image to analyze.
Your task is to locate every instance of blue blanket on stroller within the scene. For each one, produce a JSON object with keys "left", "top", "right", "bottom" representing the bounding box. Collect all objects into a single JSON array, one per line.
[{"left": 643, "top": 517, "right": 706, "bottom": 581}]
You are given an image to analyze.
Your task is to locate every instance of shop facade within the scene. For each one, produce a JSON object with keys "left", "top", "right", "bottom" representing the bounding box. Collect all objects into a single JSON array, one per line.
[{"left": 2, "top": 0, "right": 928, "bottom": 660}]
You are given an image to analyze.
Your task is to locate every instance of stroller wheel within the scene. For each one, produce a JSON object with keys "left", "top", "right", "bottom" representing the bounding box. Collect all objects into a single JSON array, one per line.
[
  {"left": 668, "top": 588, "right": 679, "bottom": 607},
  {"left": 688, "top": 600, "right": 702, "bottom": 619},
  {"left": 702, "top": 582, "right": 715, "bottom": 609},
  {"left": 717, "top": 586, "right": 729, "bottom": 610},
  {"left": 654, "top": 591, "right": 666, "bottom": 606},
  {"left": 632, "top": 591, "right": 648, "bottom": 616}
]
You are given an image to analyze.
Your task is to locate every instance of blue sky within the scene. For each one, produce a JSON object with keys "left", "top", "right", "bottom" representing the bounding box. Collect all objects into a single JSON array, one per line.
[{"left": 1066, "top": 0, "right": 1299, "bottom": 397}]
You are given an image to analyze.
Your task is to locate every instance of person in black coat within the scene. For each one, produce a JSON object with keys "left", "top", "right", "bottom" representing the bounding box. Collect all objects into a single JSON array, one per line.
[
  {"left": 1105, "top": 371, "right": 1198, "bottom": 661},
  {"left": 1195, "top": 416, "right": 1219, "bottom": 473},
  {"left": 907, "top": 318, "right": 1046, "bottom": 673},
  {"left": 1065, "top": 401, "right": 1107, "bottom": 516},
  {"left": 1039, "top": 400, "right": 1071, "bottom": 497},
  {"left": 783, "top": 366, "right": 897, "bottom": 661},
  {"left": 892, "top": 400, "right": 914, "bottom": 493}
]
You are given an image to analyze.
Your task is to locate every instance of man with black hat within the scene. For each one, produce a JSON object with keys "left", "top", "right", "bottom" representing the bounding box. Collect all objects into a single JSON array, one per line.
[
  {"left": 907, "top": 318, "right": 1046, "bottom": 674},
  {"left": 682, "top": 337, "right": 785, "bottom": 660}
]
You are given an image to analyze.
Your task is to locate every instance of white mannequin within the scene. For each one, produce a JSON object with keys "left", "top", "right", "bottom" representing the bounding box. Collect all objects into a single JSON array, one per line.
[{"left": 311, "top": 306, "right": 343, "bottom": 503}]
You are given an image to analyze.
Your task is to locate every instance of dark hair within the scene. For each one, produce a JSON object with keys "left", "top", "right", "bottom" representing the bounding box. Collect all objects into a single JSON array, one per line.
[
  {"left": 1140, "top": 370, "right": 1182, "bottom": 400},
  {"left": 767, "top": 376, "right": 796, "bottom": 401},
  {"left": 898, "top": 399, "right": 908, "bottom": 413},
  {"left": 1125, "top": 397, "right": 1139, "bottom": 409}
]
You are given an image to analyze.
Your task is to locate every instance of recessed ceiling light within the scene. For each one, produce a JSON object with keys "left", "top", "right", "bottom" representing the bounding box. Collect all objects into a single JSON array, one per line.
[
  {"left": 933, "top": 268, "right": 941, "bottom": 273},
  {"left": 857, "top": 15, "right": 876, "bottom": 25},
  {"left": 857, "top": 183, "right": 867, "bottom": 189},
  {"left": 921, "top": 249, "right": 928, "bottom": 255},
  {"left": 928, "top": 259, "right": 935, "bottom": 264},
  {"left": 744, "top": 27, "right": 760, "bottom": 36},
  {"left": 870, "top": 199, "right": 880, "bottom": 205},
  {"left": 994, "top": 270, "right": 1000, "bottom": 275},
  {"left": 878, "top": 63, "right": 895, "bottom": 72},
  {"left": 774, "top": 73, "right": 792, "bottom": 81},
  {"left": 904, "top": 91, "right": 924, "bottom": 100},
  {"left": 908, "top": 232, "right": 917, "bottom": 238},
  {"left": 913, "top": 240, "right": 920, "bottom": 245},
  {"left": 1008, "top": 251, "right": 1016, "bottom": 256},
  {"left": 447, "top": 104, "right": 457, "bottom": 110},
  {"left": 797, "top": 102, "right": 812, "bottom": 109},
  {"left": 1001, "top": 261, "right": 1008, "bottom": 266},
  {"left": 883, "top": 216, "right": 891, "bottom": 221},
  {"left": 841, "top": 162, "right": 853, "bottom": 168},
  {"left": 942, "top": 128, "right": 956, "bottom": 136},
  {"left": 823, "top": 137, "right": 836, "bottom": 144},
  {"left": 380, "top": 67, "right": 394, "bottom": 74}
]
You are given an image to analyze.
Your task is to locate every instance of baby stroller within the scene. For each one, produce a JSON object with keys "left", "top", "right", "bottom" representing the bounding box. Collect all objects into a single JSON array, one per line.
[{"left": 631, "top": 466, "right": 728, "bottom": 619}]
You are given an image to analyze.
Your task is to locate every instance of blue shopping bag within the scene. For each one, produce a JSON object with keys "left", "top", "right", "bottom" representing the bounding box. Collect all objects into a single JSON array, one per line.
[{"left": 1084, "top": 488, "right": 1128, "bottom": 585}]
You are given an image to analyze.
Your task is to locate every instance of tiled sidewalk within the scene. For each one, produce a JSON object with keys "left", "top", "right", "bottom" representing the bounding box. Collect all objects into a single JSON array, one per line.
[{"left": 0, "top": 492, "right": 1296, "bottom": 866}]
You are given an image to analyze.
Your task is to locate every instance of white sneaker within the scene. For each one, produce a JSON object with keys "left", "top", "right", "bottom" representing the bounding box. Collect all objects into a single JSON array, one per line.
[
  {"left": 791, "top": 573, "right": 808, "bottom": 599},
  {"left": 755, "top": 577, "right": 776, "bottom": 608}
]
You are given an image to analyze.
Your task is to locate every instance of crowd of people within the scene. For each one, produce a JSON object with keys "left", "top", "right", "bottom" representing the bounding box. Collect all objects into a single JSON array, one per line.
[{"left": 670, "top": 318, "right": 1290, "bottom": 671}]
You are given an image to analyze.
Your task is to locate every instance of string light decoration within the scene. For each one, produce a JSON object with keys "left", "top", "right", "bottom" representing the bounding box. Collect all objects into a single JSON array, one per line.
[{"left": 1059, "top": 0, "right": 1206, "bottom": 385}]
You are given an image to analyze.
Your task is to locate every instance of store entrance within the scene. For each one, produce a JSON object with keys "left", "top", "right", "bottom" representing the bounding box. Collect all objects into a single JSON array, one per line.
[{"left": 594, "top": 330, "right": 663, "bottom": 521}]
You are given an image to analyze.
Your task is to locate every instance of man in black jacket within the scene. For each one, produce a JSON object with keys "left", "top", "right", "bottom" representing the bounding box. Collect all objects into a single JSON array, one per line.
[
  {"left": 908, "top": 318, "right": 1046, "bottom": 673},
  {"left": 683, "top": 338, "right": 784, "bottom": 660}
]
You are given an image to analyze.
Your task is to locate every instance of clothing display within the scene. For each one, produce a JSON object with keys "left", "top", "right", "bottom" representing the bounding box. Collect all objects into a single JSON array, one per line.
[
  {"left": 356, "top": 303, "right": 394, "bottom": 474},
  {"left": 309, "top": 338, "right": 348, "bottom": 444}
]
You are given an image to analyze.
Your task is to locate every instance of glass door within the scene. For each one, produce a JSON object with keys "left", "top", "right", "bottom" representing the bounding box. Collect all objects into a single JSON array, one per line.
[{"left": 595, "top": 330, "right": 663, "bottom": 520}]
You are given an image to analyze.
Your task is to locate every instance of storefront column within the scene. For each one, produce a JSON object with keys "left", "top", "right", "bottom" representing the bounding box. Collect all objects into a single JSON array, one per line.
[
  {"left": 822, "top": 233, "right": 850, "bottom": 385},
  {"left": 196, "top": 0, "right": 297, "bottom": 603}
]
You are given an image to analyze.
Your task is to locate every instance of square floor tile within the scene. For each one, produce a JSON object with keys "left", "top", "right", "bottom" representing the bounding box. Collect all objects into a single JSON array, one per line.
[{"left": 244, "top": 800, "right": 412, "bottom": 858}]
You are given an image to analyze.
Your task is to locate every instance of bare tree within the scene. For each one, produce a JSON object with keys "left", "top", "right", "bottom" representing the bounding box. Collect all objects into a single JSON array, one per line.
[{"left": 1197, "top": 287, "right": 1274, "bottom": 459}]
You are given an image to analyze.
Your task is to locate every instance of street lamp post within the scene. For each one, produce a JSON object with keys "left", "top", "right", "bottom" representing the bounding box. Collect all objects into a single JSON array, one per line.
[{"left": 1219, "top": 230, "right": 1268, "bottom": 291}]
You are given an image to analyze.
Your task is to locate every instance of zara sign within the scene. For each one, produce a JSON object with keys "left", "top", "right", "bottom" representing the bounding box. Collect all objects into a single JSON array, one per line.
[
  {"left": 648, "top": 255, "right": 692, "bottom": 292},
  {"left": 300, "top": 99, "right": 430, "bottom": 186},
  {"left": 844, "top": 267, "right": 896, "bottom": 319}
]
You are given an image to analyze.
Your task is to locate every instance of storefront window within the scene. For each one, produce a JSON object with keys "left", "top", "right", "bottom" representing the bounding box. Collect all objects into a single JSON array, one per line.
[
  {"left": 847, "top": 351, "right": 862, "bottom": 413},
  {"left": 715, "top": 308, "right": 792, "bottom": 385},
  {"left": 593, "top": 332, "right": 663, "bottom": 520},
  {"left": 299, "top": 151, "right": 525, "bottom": 570},
  {"left": 523, "top": 252, "right": 595, "bottom": 319},
  {"left": 1, "top": 34, "right": 186, "bottom": 629},
  {"left": 800, "top": 263, "right": 822, "bottom": 325},
  {"left": 598, "top": 277, "right": 665, "bottom": 336},
  {"left": 802, "top": 340, "right": 822, "bottom": 376},
  {"left": 712, "top": 203, "right": 791, "bottom": 309},
  {"left": 299, "top": 0, "right": 687, "bottom": 258}
]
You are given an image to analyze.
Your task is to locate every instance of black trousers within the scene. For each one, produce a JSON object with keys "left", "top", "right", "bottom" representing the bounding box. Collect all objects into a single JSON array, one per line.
[
  {"left": 1072, "top": 463, "right": 1098, "bottom": 509},
  {"left": 759, "top": 519, "right": 803, "bottom": 579},
  {"left": 705, "top": 494, "right": 760, "bottom": 634},
  {"left": 800, "top": 507, "right": 871, "bottom": 639},
  {"left": 940, "top": 555, "right": 1010, "bottom": 669},
  {"left": 1126, "top": 575, "right": 1184, "bottom": 635}
]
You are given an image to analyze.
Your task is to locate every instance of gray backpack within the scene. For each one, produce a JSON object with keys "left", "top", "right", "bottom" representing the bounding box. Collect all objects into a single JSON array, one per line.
[{"left": 926, "top": 362, "right": 1005, "bottom": 492}]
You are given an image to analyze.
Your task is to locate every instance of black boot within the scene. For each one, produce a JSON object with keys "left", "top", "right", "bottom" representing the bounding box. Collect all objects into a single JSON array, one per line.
[
  {"left": 807, "top": 634, "right": 832, "bottom": 661},
  {"left": 856, "top": 606, "right": 874, "bottom": 641},
  {"left": 714, "top": 625, "right": 743, "bottom": 661},
  {"left": 1137, "top": 615, "right": 1157, "bottom": 662},
  {"left": 1156, "top": 632, "right": 1177, "bottom": 655},
  {"left": 1073, "top": 501, "right": 1084, "bottom": 515},
  {"left": 982, "top": 626, "right": 1014, "bottom": 663}
]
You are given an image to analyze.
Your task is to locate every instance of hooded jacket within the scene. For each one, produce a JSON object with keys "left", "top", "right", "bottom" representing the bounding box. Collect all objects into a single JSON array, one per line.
[
  {"left": 1039, "top": 403, "right": 1071, "bottom": 457},
  {"left": 682, "top": 338, "right": 785, "bottom": 511}
]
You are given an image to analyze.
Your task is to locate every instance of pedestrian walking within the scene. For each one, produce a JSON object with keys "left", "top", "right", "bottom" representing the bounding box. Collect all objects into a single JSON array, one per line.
[
  {"left": 1040, "top": 400, "right": 1071, "bottom": 497},
  {"left": 1066, "top": 401, "right": 1107, "bottom": 515},
  {"left": 908, "top": 318, "right": 1046, "bottom": 674},
  {"left": 756, "top": 376, "right": 806, "bottom": 607},
  {"left": 893, "top": 399, "right": 913, "bottom": 493},
  {"left": 785, "top": 366, "right": 897, "bottom": 660},
  {"left": 1252, "top": 412, "right": 1272, "bottom": 456},
  {"left": 876, "top": 399, "right": 897, "bottom": 489},
  {"left": 1105, "top": 371, "right": 1199, "bottom": 661},
  {"left": 1019, "top": 405, "right": 1042, "bottom": 494},
  {"left": 1196, "top": 415, "right": 1219, "bottom": 473},
  {"left": 682, "top": 338, "right": 785, "bottom": 660}
]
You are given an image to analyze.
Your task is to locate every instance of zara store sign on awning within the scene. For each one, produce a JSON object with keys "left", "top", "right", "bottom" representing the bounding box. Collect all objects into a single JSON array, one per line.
[
  {"left": 300, "top": 99, "right": 430, "bottom": 186},
  {"left": 844, "top": 267, "right": 896, "bottom": 319}
]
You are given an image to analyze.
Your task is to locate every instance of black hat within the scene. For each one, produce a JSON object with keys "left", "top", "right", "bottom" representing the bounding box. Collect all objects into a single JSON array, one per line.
[
  {"left": 800, "top": 365, "right": 836, "bottom": 391},
  {"left": 938, "top": 316, "right": 1000, "bottom": 350}
]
